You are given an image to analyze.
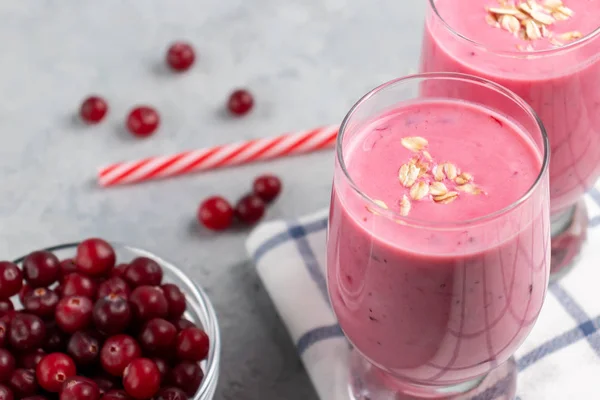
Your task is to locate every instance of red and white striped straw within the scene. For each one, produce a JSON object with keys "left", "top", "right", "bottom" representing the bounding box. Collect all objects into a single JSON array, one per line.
[{"left": 98, "top": 125, "right": 339, "bottom": 187}]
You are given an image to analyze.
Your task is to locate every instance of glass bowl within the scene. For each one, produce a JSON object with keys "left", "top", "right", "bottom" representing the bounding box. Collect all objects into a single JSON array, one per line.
[{"left": 12, "top": 242, "right": 220, "bottom": 400}]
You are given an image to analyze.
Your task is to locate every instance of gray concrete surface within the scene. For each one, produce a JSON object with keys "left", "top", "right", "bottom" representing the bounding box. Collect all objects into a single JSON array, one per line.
[{"left": 0, "top": 1, "right": 425, "bottom": 398}]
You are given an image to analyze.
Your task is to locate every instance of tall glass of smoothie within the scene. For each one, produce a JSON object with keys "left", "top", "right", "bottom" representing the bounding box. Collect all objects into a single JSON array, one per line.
[
  {"left": 420, "top": 0, "right": 600, "bottom": 278},
  {"left": 327, "top": 73, "right": 550, "bottom": 399}
]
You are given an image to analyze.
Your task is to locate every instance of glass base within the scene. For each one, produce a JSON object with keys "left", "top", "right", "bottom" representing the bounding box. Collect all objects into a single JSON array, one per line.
[
  {"left": 550, "top": 199, "right": 588, "bottom": 280},
  {"left": 345, "top": 350, "right": 517, "bottom": 400}
]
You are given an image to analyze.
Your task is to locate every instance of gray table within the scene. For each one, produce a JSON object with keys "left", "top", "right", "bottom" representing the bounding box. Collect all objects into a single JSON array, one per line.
[{"left": 0, "top": 1, "right": 424, "bottom": 398}]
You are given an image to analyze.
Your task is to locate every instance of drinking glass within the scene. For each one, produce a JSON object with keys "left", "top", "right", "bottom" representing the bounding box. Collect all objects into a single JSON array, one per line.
[{"left": 327, "top": 73, "right": 550, "bottom": 399}]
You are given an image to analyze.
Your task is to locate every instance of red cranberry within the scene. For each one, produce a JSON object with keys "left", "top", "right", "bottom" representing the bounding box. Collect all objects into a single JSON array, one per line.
[
  {"left": 227, "top": 89, "right": 254, "bottom": 116},
  {"left": 197, "top": 196, "right": 234, "bottom": 231},
  {"left": 60, "top": 376, "right": 100, "bottom": 400},
  {"left": 129, "top": 286, "right": 168, "bottom": 321},
  {"left": 138, "top": 319, "right": 177, "bottom": 356},
  {"left": 168, "top": 362, "right": 203, "bottom": 396},
  {"left": 0, "top": 349, "right": 15, "bottom": 383},
  {"left": 97, "top": 278, "right": 130, "bottom": 300},
  {"left": 122, "top": 358, "right": 160, "bottom": 400},
  {"left": 100, "top": 335, "right": 141, "bottom": 376},
  {"left": 93, "top": 295, "right": 131, "bottom": 335},
  {"left": 60, "top": 273, "right": 98, "bottom": 299},
  {"left": 59, "top": 259, "right": 78, "bottom": 281},
  {"left": 161, "top": 284, "right": 186, "bottom": 320},
  {"left": 43, "top": 321, "right": 67, "bottom": 353},
  {"left": 9, "top": 369, "right": 38, "bottom": 398},
  {"left": 0, "top": 262, "right": 23, "bottom": 300},
  {"left": 23, "top": 288, "right": 59, "bottom": 319},
  {"left": 80, "top": 96, "right": 109, "bottom": 124},
  {"left": 76, "top": 239, "right": 116, "bottom": 277},
  {"left": 36, "top": 353, "right": 76, "bottom": 392},
  {"left": 67, "top": 331, "right": 101, "bottom": 366},
  {"left": 0, "top": 384, "right": 12, "bottom": 400},
  {"left": 123, "top": 258, "right": 162, "bottom": 288},
  {"left": 55, "top": 296, "right": 93, "bottom": 333},
  {"left": 166, "top": 42, "right": 195, "bottom": 72},
  {"left": 235, "top": 194, "right": 265, "bottom": 224},
  {"left": 151, "top": 358, "right": 169, "bottom": 383},
  {"left": 175, "top": 328, "right": 209, "bottom": 362},
  {"left": 155, "top": 387, "right": 188, "bottom": 400},
  {"left": 101, "top": 389, "right": 132, "bottom": 400},
  {"left": 0, "top": 301, "right": 13, "bottom": 318},
  {"left": 126, "top": 107, "right": 160, "bottom": 138},
  {"left": 22, "top": 251, "right": 60, "bottom": 288},
  {"left": 18, "top": 349, "right": 44, "bottom": 370},
  {"left": 171, "top": 319, "right": 195, "bottom": 332},
  {"left": 253, "top": 174, "right": 282, "bottom": 202},
  {"left": 8, "top": 313, "right": 46, "bottom": 351},
  {"left": 110, "top": 264, "right": 128, "bottom": 279}
]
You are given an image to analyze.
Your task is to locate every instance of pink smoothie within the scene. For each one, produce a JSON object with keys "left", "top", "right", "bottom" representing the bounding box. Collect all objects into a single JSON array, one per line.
[
  {"left": 420, "top": 0, "right": 600, "bottom": 215},
  {"left": 327, "top": 99, "right": 550, "bottom": 385}
]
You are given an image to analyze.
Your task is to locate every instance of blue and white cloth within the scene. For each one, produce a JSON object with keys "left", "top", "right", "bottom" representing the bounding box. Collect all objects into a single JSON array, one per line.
[{"left": 246, "top": 185, "right": 600, "bottom": 399}]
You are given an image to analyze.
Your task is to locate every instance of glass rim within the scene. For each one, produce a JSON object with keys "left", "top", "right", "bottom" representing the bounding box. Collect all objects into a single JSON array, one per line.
[
  {"left": 428, "top": 0, "right": 600, "bottom": 56},
  {"left": 336, "top": 72, "right": 550, "bottom": 228}
]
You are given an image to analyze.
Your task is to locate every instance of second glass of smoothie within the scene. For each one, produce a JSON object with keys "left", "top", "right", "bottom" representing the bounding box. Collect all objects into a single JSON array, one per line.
[
  {"left": 327, "top": 73, "right": 550, "bottom": 399},
  {"left": 420, "top": 0, "right": 600, "bottom": 278}
]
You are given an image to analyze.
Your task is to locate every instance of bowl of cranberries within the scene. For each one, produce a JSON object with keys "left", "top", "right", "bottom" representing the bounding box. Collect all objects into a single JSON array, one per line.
[{"left": 0, "top": 238, "right": 220, "bottom": 400}]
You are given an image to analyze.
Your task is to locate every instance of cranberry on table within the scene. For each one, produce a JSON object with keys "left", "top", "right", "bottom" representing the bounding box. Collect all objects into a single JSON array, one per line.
[
  {"left": 60, "top": 273, "right": 98, "bottom": 299},
  {"left": 55, "top": 296, "right": 94, "bottom": 333},
  {"left": 175, "top": 327, "right": 209, "bottom": 362},
  {"left": 93, "top": 294, "right": 131, "bottom": 336},
  {"left": 9, "top": 368, "right": 38, "bottom": 398},
  {"left": 171, "top": 318, "right": 195, "bottom": 332},
  {"left": 197, "top": 196, "right": 234, "bottom": 231},
  {"left": 168, "top": 361, "right": 203, "bottom": 397},
  {"left": 80, "top": 96, "right": 109, "bottom": 124},
  {"left": 8, "top": 313, "right": 46, "bottom": 351},
  {"left": 23, "top": 288, "right": 59, "bottom": 319},
  {"left": 59, "top": 259, "right": 78, "bottom": 281},
  {"left": 36, "top": 353, "right": 77, "bottom": 392},
  {"left": 253, "top": 174, "right": 282, "bottom": 203},
  {"left": 235, "top": 194, "right": 265, "bottom": 224},
  {"left": 100, "top": 335, "right": 141, "bottom": 376},
  {"left": 0, "top": 301, "right": 13, "bottom": 318},
  {"left": 22, "top": 251, "right": 60, "bottom": 288},
  {"left": 97, "top": 277, "right": 131, "bottom": 300},
  {"left": 155, "top": 387, "right": 188, "bottom": 400},
  {"left": 101, "top": 389, "right": 132, "bottom": 400},
  {"left": 0, "top": 262, "right": 23, "bottom": 300},
  {"left": 138, "top": 319, "right": 177, "bottom": 356},
  {"left": 123, "top": 258, "right": 162, "bottom": 288},
  {"left": 122, "top": 358, "right": 160, "bottom": 400},
  {"left": 60, "top": 376, "right": 100, "bottom": 400},
  {"left": 126, "top": 106, "right": 160, "bottom": 138},
  {"left": 0, "top": 349, "right": 15, "bottom": 383},
  {"left": 129, "top": 286, "right": 168, "bottom": 321},
  {"left": 67, "top": 331, "right": 101, "bottom": 366},
  {"left": 19, "top": 285, "right": 32, "bottom": 303},
  {"left": 166, "top": 42, "right": 195, "bottom": 72},
  {"left": 161, "top": 284, "right": 186, "bottom": 320},
  {"left": 227, "top": 89, "right": 254, "bottom": 116},
  {"left": 18, "top": 349, "right": 44, "bottom": 370},
  {"left": 76, "top": 239, "right": 116, "bottom": 277},
  {"left": 110, "top": 264, "right": 129, "bottom": 279}
]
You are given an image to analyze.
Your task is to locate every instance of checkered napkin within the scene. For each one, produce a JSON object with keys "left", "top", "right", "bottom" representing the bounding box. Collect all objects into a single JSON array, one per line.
[{"left": 246, "top": 185, "right": 600, "bottom": 400}]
